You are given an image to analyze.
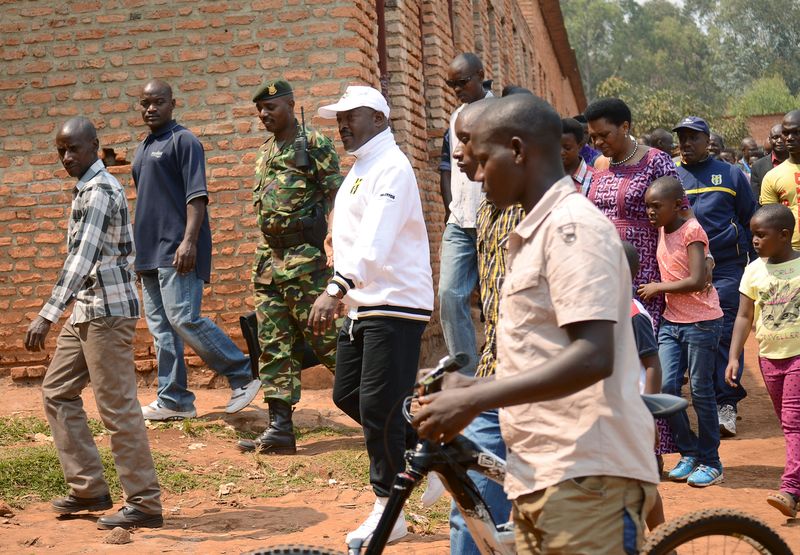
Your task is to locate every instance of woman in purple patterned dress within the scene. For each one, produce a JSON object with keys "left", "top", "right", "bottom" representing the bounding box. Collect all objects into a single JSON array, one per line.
[
  {"left": 585, "top": 98, "right": 680, "bottom": 460},
  {"left": 585, "top": 98, "right": 679, "bottom": 330}
]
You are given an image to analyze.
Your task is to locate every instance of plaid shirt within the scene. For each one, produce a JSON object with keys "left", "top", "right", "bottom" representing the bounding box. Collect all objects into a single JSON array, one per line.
[
  {"left": 571, "top": 157, "right": 594, "bottom": 195},
  {"left": 475, "top": 199, "right": 525, "bottom": 378},
  {"left": 40, "top": 159, "right": 139, "bottom": 324}
]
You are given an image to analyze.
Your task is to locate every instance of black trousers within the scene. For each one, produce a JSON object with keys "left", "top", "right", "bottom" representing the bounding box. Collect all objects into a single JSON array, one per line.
[{"left": 333, "top": 316, "right": 426, "bottom": 497}]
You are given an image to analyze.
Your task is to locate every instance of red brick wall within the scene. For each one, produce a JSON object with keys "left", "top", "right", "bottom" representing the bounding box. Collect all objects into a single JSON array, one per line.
[
  {"left": 747, "top": 113, "right": 784, "bottom": 151},
  {"left": 0, "top": 0, "right": 582, "bottom": 383}
]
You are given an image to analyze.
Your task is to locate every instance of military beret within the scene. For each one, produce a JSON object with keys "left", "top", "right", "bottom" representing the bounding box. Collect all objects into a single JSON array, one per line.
[{"left": 252, "top": 79, "right": 293, "bottom": 102}]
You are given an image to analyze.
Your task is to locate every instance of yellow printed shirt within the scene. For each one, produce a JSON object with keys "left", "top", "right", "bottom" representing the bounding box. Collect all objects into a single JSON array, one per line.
[
  {"left": 761, "top": 160, "right": 800, "bottom": 250},
  {"left": 475, "top": 199, "right": 524, "bottom": 378},
  {"left": 740, "top": 256, "right": 800, "bottom": 359}
]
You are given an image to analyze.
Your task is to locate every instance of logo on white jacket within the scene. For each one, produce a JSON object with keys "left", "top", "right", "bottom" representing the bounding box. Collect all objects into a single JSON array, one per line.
[{"left": 350, "top": 178, "right": 363, "bottom": 194}]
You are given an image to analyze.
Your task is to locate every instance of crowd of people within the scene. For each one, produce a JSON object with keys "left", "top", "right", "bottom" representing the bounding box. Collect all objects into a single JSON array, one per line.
[{"left": 18, "top": 48, "right": 800, "bottom": 553}]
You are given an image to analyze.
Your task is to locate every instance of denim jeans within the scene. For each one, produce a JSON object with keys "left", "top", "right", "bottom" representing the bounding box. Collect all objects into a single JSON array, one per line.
[
  {"left": 140, "top": 267, "right": 251, "bottom": 411},
  {"left": 438, "top": 223, "right": 479, "bottom": 376},
  {"left": 449, "top": 409, "right": 512, "bottom": 555},
  {"left": 712, "top": 262, "right": 747, "bottom": 408},
  {"left": 659, "top": 317, "right": 723, "bottom": 468}
]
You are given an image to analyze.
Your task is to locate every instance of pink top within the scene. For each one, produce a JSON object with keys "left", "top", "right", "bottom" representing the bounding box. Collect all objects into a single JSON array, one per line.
[{"left": 657, "top": 218, "right": 723, "bottom": 323}]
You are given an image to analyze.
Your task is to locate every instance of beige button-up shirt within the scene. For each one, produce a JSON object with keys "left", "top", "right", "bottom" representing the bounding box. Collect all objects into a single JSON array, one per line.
[{"left": 497, "top": 176, "right": 659, "bottom": 499}]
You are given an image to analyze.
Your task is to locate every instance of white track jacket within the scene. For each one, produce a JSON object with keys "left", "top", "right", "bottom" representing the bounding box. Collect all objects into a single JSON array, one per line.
[{"left": 330, "top": 128, "right": 434, "bottom": 322}]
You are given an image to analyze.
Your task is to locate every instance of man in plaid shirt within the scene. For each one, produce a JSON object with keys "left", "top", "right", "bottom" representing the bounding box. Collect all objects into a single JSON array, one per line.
[{"left": 25, "top": 117, "right": 162, "bottom": 530}]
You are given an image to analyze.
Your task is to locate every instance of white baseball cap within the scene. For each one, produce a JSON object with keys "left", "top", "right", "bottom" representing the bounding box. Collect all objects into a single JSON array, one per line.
[{"left": 317, "top": 85, "right": 390, "bottom": 119}]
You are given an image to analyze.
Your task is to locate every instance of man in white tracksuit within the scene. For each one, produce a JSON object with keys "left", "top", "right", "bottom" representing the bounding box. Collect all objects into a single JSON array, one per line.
[{"left": 309, "top": 85, "right": 434, "bottom": 546}]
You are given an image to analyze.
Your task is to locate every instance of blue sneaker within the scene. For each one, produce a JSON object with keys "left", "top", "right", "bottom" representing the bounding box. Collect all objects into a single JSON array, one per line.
[
  {"left": 688, "top": 465, "right": 724, "bottom": 487},
  {"left": 668, "top": 456, "right": 698, "bottom": 482}
]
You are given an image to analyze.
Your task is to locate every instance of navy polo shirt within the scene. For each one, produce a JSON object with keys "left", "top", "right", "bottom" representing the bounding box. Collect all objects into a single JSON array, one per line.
[
  {"left": 677, "top": 157, "right": 756, "bottom": 265},
  {"left": 132, "top": 120, "right": 212, "bottom": 282}
]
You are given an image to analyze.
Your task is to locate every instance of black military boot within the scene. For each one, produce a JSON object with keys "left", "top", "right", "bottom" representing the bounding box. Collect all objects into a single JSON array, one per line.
[{"left": 237, "top": 399, "right": 296, "bottom": 454}]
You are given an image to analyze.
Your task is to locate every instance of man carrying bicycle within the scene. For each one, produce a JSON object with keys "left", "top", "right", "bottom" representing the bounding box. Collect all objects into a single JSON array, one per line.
[{"left": 414, "top": 93, "right": 659, "bottom": 554}]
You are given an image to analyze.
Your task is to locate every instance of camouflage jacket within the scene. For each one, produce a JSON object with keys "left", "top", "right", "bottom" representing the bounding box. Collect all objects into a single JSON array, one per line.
[{"left": 252, "top": 123, "right": 342, "bottom": 285}]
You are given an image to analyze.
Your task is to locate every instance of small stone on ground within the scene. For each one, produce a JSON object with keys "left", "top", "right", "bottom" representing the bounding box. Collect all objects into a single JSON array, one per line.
[
  {"left": 0, "top": 501, "right": 14, "bottom": 517},
  {"left": 103, "top": 527, "right": 132, "bottom": 545}
]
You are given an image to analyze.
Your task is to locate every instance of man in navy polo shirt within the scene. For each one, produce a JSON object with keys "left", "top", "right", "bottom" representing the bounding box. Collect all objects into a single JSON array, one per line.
[
  {"left": 132, "top": 79, "right": 260, "bottom": 420},
  {"left": 674, "top": 116, "right": 757, "bottom": 437}
]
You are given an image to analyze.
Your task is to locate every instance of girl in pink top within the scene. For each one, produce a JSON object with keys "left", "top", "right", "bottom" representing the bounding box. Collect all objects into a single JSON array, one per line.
[{"left": 640, "top": 176, "right": 725, "bottom": 488}]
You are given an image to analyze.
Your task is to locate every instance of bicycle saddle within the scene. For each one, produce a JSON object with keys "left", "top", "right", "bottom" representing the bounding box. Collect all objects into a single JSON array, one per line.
[{"left": 641, "top": 393, "right": 688, "bottom": 417}]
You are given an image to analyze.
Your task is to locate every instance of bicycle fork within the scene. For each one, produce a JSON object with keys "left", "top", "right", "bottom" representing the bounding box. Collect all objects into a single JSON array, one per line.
[{"left": 349, "top": 470, "right": 421, "bottom": 555}]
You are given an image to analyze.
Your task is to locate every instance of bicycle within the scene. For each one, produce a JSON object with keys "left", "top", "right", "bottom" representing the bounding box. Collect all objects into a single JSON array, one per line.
[{"left": 252, "top": 354, "right": 794, "bottom": 555}]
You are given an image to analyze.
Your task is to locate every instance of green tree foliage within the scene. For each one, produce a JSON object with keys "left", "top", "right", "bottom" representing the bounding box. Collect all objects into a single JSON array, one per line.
[
  {"left": 560, "top": 0, "right": 625, "bottom": 100},
  {"left": 704, "top": 0, "right": 800, "bottom": 95},
  {"left": 728, "top": 76, "right": 799, "bottom": 117},
  {"left": 563, "top": 0, "right": 800, "bottom": 141},
  {"left": 597, "top": 76, "right": 749, "bottom": 146}
]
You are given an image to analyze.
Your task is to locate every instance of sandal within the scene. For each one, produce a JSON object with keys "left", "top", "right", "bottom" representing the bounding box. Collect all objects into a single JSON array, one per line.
[{"left": 766, "top": 491, "right": 798, "bottom": 518}]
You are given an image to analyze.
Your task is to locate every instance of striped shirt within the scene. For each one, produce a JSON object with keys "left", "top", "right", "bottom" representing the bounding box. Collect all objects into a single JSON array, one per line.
[
  {"left": 40, "top": 159, "right": 139, "bottom": 324},
  {"left": 475, "top": 199, "right": 525, "bottom": 378}
]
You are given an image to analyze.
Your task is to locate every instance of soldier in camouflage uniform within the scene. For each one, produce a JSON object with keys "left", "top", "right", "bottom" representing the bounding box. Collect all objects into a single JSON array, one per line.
[{"left": 238, "top": 79, "right": 342, "bottom": 454}]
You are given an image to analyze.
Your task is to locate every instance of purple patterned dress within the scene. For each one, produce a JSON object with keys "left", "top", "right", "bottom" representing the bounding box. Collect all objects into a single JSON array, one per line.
[
  {"left": 589, "top": 148, "right": 680, "bottom": 456},
  {"left": 588, "top": 148, "right": 679, "bottom": 330}
]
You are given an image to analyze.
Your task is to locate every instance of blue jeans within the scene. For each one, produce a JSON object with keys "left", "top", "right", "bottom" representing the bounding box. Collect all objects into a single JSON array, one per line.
[
  {"left": 140, "top": 268, "right": 251, "bottom": 411},
  {"left": 659, "top": 318, "right": 723, "bottom": 468},
  {"left": 712, "top": 262, "right": 747, "bottom": 408},
  {"left": 438, "top": 223, "right": 479, "bottom": 376},
  {"left": 449, "top": 409, "right": 512, "bottom": 555}
]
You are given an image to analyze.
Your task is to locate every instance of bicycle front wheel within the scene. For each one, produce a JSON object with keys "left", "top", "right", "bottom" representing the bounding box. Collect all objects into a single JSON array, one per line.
[
  {"left": 642, "top": 508, "right": 793, "bottom": 555},
  {"left": 247, "top": 546, "right": 343, "bottom": 555}
]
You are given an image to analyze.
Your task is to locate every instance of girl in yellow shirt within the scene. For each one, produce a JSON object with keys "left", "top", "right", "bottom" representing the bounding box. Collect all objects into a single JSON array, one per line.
[{"left": 727, "top": 204, "right": 800, "bottom": 518}]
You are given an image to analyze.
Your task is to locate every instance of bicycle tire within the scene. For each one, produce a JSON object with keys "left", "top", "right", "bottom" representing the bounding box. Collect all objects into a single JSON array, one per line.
[
  {"left": 642, "top": 508, "right": 794, "bottom": 555},
  {"left": 247, "top": 546, "right": 342, "bottom": 555}
]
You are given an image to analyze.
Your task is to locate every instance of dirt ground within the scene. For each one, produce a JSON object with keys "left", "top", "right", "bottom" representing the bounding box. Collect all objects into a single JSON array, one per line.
[{"left": 1, "top": 335, "right": 799, "bottom": 554}]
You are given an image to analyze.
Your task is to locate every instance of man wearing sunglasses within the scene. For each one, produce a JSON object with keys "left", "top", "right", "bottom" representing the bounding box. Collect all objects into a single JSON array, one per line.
[{"left": 439, "top": 52, "right": 493, "bottom": 381}]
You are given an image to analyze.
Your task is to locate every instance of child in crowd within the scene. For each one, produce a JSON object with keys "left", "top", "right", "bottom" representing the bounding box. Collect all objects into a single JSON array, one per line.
[
  {"left": 623, "top": 240, "right": 669, "bottom": 530},
  {"left": 726, "top": 204, "right": 800, "bottom": 517},
  {"left": 639, "top": 176, "right": 724, "bottom": 487}
]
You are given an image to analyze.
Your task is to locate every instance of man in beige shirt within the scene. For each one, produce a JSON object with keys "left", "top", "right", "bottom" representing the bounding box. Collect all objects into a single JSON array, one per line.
[{"left": 415, "top": 94, "right": 659, "bottom": 554}]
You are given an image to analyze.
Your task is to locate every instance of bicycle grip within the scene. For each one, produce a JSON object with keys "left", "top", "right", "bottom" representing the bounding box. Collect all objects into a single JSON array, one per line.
[{"left": 440, "top": 352, "right": 469, "bottom": 373}]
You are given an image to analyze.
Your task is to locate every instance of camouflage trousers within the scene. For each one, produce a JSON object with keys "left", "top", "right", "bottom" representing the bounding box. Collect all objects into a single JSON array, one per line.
[{"left": 254, "top": 269, "right": 339, "bottom": 405}]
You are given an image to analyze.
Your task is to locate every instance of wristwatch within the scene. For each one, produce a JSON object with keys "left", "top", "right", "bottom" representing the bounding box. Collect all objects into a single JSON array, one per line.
[{"left": 326, "top": 282, "right": 344, "bottom": 299}]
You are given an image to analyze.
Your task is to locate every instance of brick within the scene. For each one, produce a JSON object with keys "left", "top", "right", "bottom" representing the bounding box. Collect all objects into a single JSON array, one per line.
[
  {"left": 251, "top": 0, "right": 283, "bottom": 10},
  {"left": 75, "top": 29, "right": 105, "bottom": 40},
  {"left": 46, "top": 74, "right": 78, "bottom": 88},
  {"left": 178, "top": 48, "right": 208, "bottom": 62},
  {"left": 206, "top": 93, "right": 235, "bottom": 105},
  {"left": 206, "top": 61, "right": 238, "bottom": 73},
  {"left": 29, "top": 153, "right": 57, "bottom": 165},
  {"left": 72, "top": 88, "right": 102, "bottom": 101},
  {"left": 24, "top": 60, "right": 53, "bottom": 73},
  {"left": 100, "top": 72, "right": 129, "bottom": 82},
  {"left": 229, "top": 43, "right": 260, "bottom": 56},
  {"left": 75, "top": 57, "right": 106, "bottom": 70},
  {"left": 0, "top": 79, "right": 27, "bottom": 91},
  {"left": 128, "top": 54, "right": 158, "bottom": 65},
  {"left": 98, "top": 102, "right": 130, "bottom": 114},
  {"left": 4, "top": 138, "right": 33, "bottom": 151},
  {"left": 8, "top": 246, "right": 37, "bottom": 258},
  {"left": 207, "top": 32, "right": 234, "bottom": 44},
  {"left": 176, "top": 20, "right": 208, "bottom": 30},
  {"left": 21, "top": 91, "right": 53, "bottom": 104}
]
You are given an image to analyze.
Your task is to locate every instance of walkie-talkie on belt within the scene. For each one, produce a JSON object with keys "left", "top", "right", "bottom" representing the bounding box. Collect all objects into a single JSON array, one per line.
[{"left": 294, "top": 107, "right": 310, "bottom": 169}]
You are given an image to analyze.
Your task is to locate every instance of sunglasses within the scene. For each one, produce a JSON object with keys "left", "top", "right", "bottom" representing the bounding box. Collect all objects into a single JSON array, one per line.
[{"left": 445, "top": 74, "right": 476, "bottom": 89}]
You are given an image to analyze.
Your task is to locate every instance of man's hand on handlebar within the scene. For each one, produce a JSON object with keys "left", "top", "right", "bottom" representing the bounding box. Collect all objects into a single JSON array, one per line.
[{"left": 413, "top": 388, "right": 481, "bottom": 444}]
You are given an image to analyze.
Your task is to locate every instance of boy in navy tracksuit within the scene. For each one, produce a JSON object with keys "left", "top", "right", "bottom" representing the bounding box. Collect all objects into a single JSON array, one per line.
[{"left": 674, "top": 116, "right": 757, "bottom": 437}]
